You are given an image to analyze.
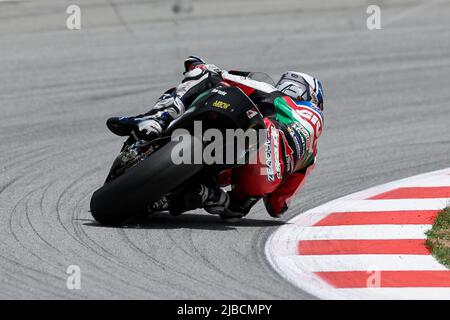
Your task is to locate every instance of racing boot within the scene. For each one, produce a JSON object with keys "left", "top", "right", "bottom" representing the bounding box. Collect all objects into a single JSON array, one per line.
[
  {"left": 218, "top": 193, "right": 261, "bottom": 222},
  {"left": 184, "top": 184, "right": 230, "bottom": 214},
  {"left": 106, "top": 114, "right": 167, "bottom": 141},
  {"left": 107, "top": 94, "right": 185, "bottom": 141}
]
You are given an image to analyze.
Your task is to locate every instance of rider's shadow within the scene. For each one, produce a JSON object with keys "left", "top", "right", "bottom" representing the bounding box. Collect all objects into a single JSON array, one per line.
[{"left": 82, "top": 212, "right": 286, "bottom": 231}]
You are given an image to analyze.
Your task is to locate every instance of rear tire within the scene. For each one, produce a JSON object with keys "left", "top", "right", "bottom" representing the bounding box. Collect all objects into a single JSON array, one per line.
[{"left": 90, "top": 135, "right": 203, "bottom": 225}]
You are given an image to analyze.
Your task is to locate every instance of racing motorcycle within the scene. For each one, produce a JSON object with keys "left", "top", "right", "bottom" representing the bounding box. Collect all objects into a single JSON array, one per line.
[{"left": 90, "top": 72, "right": 273, "bottom": 225}]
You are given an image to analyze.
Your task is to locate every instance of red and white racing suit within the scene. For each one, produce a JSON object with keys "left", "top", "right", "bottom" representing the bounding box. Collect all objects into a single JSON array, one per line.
[
  {"left": 216, "top": 72, "right": 323, "bottom": 217},
  {"left": 159, "top": 63, "right": 324, "bottom": 217}
]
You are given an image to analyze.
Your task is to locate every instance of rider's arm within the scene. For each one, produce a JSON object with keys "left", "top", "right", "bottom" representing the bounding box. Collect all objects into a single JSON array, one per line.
[
  {"left": 262, "top": 96, "right": 323, "bottom": 217},
  {"left": 263, "top": 159, "right": 316, "bottom": 217}
]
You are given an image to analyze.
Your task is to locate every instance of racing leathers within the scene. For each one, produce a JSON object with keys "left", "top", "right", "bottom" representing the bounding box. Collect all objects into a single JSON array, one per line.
[{"left": 107, "top": 56, "right": 324, "bottom": 218}]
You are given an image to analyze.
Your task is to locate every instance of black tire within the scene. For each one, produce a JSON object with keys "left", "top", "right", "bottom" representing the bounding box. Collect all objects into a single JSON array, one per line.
[{"left": 90, "top": 135, "right": 203, "bottom": 225}]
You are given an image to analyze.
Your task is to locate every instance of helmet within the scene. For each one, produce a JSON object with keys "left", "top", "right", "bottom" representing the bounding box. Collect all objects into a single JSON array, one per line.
[
  {"left": 184, "top": 55, "right": 206, "bottom": 72},
  {"left": 276, "top": 71, "right": 324, "bottom": 110}
]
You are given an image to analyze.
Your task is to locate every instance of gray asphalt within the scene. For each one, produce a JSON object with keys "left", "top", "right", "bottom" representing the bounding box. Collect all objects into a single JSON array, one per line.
[{"left": 1, "top": 0, "right": 449, "bottom": 299}]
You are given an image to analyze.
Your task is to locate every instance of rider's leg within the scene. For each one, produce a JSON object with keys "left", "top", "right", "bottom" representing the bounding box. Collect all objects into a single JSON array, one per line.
[
  {"left": 184, "top": 117, "right": 286, "bottom": 220},
  {"left": 106, "top": 92, "right": 185, "bottom": 141},
  {"left": 107, "top": 57, "right": 221, "bottom": 141},
  {"left": 223, "top": 117, "right": 286, "bottom": 220}
]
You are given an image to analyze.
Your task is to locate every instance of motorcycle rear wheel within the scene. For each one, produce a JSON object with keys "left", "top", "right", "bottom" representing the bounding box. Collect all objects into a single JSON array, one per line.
[{"left": 90, "top": 135, "right": 203, "bottom": 225}]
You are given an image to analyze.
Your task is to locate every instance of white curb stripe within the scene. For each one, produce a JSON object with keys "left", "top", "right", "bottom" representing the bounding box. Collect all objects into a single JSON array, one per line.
[
  {"left": 274, "top": 224, "right": 431, "bottom": 241},
  {"left": 333, "top": 288, "right": 450, "bottom": 300},
  {"left": 405, "top": 175, "right": 450, "bottom": 187},
  {"left": 276, "top": 255, "right": 448, "bottom": 272},
  {"left": 301, "top": 199, "right": 450, "bottom": 214}
]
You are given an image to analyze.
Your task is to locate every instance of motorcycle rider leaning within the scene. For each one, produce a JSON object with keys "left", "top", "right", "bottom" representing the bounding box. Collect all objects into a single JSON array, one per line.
[{"left": 107, "top": 56, "right": 324, "bottom": 221}]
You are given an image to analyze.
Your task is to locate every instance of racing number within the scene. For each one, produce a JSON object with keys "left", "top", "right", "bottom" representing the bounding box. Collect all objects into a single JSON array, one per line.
[{"left": 298, "top": 109, "right": 322, "bottom": 137}]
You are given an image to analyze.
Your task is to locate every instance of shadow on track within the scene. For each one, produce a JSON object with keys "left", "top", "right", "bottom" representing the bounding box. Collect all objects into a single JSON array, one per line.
[{"left": 80, "top": 212, "right": 286, "bottom": 231}]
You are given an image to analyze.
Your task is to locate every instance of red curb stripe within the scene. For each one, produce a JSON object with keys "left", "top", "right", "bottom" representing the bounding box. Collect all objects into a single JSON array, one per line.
[
  {"left": 314, "top": 210, "right": 439, "bottom": 226},
  {"left": 315, "top": 271, "right": 450, "bottom": 288},
  {"left": 297, "top": 239, "right": 430, "bottom": 255},
  {"left": 369, "top": 187, "right": 450, "bottom": 199}
]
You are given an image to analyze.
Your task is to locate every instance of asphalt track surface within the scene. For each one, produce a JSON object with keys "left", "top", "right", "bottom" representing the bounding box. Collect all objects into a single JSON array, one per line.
[{"left": 0, "top": 0, "right": 449, "bottom": 299}]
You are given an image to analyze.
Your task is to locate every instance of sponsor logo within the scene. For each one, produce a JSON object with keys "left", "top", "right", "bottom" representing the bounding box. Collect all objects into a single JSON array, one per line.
[
  {"left": 287, "top": 126, "right": 302, "bottom": 157},
  {"left": 298, "top": 125, "right": 311, "bottom": 150},
  {"left": 291, "top": 123, "right": 308, "bottom": 153},
  {"left": 212, "top": 88, "right": 227, "bottom": 96},
  {"left": 271, "top": 127, "right": 282, "bottom": 179},
  {"left": 279, "top": 131, "right": 294, "bottom": 173},
  {"left": 212, "top": 100, "right": 230, "bottom": 110},
  {"left": 265, "top": 127, "right": 274, "bottom": 182},
  {"left": 246, "top": 108, "right": 258, "bottom": 119}
]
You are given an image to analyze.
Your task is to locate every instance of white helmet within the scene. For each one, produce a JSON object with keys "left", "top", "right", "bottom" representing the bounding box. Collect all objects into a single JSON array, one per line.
[{"left": 276, "top": 71, "right": 324, "bottom": 110}]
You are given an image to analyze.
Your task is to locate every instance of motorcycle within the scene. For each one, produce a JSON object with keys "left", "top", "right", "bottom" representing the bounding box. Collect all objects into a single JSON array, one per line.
[{"left": 90, "top": 72, "right": 274, "bottom": 225}]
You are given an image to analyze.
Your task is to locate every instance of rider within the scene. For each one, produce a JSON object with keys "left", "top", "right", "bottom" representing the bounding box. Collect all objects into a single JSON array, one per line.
[{"left": 107, "top": 56, "right": 324, "bottom": 220}]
